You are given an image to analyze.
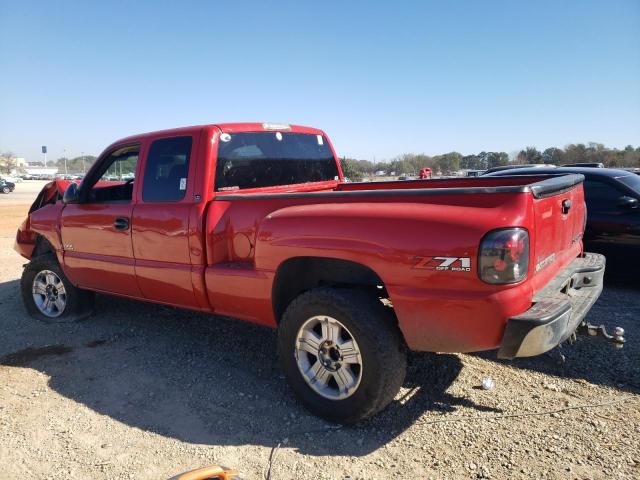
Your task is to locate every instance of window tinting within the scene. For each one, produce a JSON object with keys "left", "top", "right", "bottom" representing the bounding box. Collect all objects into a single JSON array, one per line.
[
  {"left": 583, "top": 180, "right": 623, "bottom": 212},
  {"left": 215, "top": 132, "right": 339, "bottom": 191},
  {"left": 143, "top": 136, "right": 192, "bottom": 202},
  {"left": 618, "top": 174, "right": 640, "bottom": 193}
]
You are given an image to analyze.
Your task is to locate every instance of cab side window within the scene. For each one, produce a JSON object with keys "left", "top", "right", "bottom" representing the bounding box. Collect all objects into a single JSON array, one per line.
[
  {"left": 86, "top": 144, "right": 139, "bottom": 203},
  {"left": 142, "top": 136, "right": 192, "bottom": 202}
]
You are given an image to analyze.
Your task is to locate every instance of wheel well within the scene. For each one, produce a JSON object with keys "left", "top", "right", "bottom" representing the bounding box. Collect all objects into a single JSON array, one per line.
[
  {"left": 33, "top": 235, "right": 55, "bottom": 257},
  {"left": 272, "top": 257, "right": 387, "bottom": 323}
]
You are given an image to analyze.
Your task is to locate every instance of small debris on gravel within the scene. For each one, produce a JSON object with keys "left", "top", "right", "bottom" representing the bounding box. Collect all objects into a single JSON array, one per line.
[{"left": 480, "top": 377, "right": 495, "bottom": 391}]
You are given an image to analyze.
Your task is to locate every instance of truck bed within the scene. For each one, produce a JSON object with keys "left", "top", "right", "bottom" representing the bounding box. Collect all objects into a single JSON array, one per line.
[
  {"left": 217, "top": 173, "right": 583, "bottom": 200},
  {"left": 207, "top": 173, "right": 586, "bottom": 354}
]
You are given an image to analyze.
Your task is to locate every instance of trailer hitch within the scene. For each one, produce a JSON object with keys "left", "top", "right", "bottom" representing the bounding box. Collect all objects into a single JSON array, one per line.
[{"left": 577, "top": 323, "right": 626, "bottom": 349}]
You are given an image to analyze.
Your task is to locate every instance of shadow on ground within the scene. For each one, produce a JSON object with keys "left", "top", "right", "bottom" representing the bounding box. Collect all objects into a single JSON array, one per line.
[
  {"left": 589, "top": 243, "right": 640, "bottom": 290},
  {"left": 1, "top": 252, "right": 637, "bottom": 455},
  {"left": 0, "top": 283, "right": 498, "bottom": 456},
  {"left": 477, "top": 253, "right": 640, "bottom": 396}
]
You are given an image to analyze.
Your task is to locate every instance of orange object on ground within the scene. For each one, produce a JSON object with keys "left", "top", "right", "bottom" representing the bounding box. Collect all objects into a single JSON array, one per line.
[{"left": 170, "top": 465, "right": 242, "bottom": 480}]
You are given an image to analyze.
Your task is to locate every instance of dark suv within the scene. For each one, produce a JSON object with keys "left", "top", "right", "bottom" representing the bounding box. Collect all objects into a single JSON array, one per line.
[
  {"left": 1, "top": 178, "right": 16, "bottom": 194},
  {"left": 484, "top": 167, "right": 640, "bottom": 249}
]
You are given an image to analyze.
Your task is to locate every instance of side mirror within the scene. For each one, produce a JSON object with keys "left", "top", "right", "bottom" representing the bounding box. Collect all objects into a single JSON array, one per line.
[
  {"left": 618, "top": 195, "right": 639, "bottom": 210},
  {"left": 62, "top": 182, "right": 80, "bottom": 204}
]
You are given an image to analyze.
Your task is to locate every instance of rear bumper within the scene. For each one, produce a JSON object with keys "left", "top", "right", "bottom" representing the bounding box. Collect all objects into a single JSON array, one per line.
[{"left": 497, "top": 252, "right": 605, "bottom": 359}]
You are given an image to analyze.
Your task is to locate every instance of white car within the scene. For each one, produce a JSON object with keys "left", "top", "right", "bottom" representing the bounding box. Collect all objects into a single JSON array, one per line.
[{"left": 1, "top": 175, "right": 23, "bottom": 183}]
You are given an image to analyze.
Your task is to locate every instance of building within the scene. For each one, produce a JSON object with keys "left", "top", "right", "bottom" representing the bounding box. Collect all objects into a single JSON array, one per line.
[{"left": 0, "top": 155, "right": 27, "bottom": 174}]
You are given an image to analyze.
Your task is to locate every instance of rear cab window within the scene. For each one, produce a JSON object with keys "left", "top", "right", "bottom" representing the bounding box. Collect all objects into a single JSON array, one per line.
[
  {"left": 142, "top": 136, "right": 192, "bottom": 202},
  {"left": 214, "top": 131, "right": 339, "bottom": 191}
]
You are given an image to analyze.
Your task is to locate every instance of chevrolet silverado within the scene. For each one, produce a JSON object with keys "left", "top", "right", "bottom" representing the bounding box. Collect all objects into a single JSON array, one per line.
[{"left": 14, "top": 123, "right": 607, "bottom": 422}]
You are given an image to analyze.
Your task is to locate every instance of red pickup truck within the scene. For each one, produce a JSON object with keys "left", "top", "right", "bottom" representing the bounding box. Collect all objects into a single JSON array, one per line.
[{"left": 15, "top": 123, "right": 606, "bottom": 423}]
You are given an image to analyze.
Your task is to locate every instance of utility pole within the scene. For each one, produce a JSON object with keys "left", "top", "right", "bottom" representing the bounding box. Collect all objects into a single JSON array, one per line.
[
  {"left": 81, "top": 152, "right": 86, "bottom": 174},
  {"left": 63, "top": 149, "right": 68, "bottom": 175}
]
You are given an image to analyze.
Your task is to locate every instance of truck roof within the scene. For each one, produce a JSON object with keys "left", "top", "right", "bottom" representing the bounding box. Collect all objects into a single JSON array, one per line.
[
  {"left": 107, "top": 123, "right": 326, "bottom": 150},
  {"left": 485, "top": 166, "right": 635, "bottom": 180}
]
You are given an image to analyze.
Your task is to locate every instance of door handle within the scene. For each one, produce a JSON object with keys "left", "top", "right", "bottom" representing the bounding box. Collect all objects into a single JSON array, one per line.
[{"left": 113, "top": 217, "right": 130, "bottom": 230}]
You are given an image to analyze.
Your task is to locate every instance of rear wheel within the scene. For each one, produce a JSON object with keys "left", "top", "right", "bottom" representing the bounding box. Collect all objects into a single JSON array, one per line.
[
  {"left": 1, "top": 186, "right": 9, "bottom": 194},
  {"left": 278, "top": 287, "right": 406, "bottom": 423},
  {"left": 21, "top": 253, "right": 94, "bottom": 322}
]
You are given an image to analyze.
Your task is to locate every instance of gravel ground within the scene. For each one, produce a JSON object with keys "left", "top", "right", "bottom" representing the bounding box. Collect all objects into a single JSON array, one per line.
[{"left": 0, "top": 182, "right": 638, "bottom": 479}]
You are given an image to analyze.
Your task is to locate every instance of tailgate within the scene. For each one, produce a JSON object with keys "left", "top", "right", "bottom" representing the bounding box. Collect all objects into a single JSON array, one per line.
[{"left": 530, "top": 175, "right": 586, "bottom": 284}]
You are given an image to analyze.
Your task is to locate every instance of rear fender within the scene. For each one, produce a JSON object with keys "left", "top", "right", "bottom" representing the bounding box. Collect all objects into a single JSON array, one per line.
[
  {"left": 253, "top": 201, "right": 534, "bottom": 353},
  {"left": 254, "top": 203, "right": 399, "bottom": 277}
]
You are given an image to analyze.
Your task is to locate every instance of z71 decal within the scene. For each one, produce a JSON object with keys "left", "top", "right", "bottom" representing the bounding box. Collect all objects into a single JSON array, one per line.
[{"left": 413, "top": 256, "right": 472, "bottom": 272}]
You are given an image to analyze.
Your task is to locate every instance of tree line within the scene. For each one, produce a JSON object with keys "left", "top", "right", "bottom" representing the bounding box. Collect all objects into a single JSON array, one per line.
[
  {"left": 44, "top": 155, "right": 98, "bottom": 174},
  {"left": 340, "top": 143, "right": 640, "bottom": 181},
  {"left": 4, "top": 142, "right": 640, "bottom": 178},
  {"left": 0, "top": 152, "right": 99, "bottom": 175}
]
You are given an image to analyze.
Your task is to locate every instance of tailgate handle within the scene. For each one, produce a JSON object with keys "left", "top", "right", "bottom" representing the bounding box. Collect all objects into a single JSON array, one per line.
[{"left": 561, "top": 199, "right": 572, "bottom": 214}]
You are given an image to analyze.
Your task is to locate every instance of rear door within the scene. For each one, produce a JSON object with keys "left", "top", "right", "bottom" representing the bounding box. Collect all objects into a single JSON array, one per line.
[
  {"left": 61, "top": 144, "right": 143, "bottom": 296},
  {"left": 583, "top": 177, "right": 640, "bottom": 246},
  {"left": 131, "top": 134, "right": 200, "bottom": 308}
]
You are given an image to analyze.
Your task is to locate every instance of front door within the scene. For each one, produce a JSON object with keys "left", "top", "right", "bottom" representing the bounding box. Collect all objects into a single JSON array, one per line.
[{"left": 61, "top": 144, "right": 143, "bottom": 296}]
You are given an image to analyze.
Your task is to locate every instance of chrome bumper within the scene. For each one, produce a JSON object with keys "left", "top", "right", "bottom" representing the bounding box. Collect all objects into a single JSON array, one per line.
[{"left": 498, "top": 253, "right": 606, "bottom": 359}]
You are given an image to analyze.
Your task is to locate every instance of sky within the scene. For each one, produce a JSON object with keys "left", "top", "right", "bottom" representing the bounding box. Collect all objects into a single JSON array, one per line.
[{"left": 1, "top": 0, "right": 639, "bottom": 162}]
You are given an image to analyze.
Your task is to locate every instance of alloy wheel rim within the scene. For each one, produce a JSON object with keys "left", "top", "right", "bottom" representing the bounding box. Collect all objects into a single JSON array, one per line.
[
  {"left": 32, "top": 270, "right": 67, "bottom": 318},
  {"left": 294, "top": 315, "right": 363, "bottom": 400}
]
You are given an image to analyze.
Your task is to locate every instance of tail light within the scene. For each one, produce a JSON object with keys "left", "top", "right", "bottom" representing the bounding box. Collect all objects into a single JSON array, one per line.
[{"left": 479, "top": 228, "right": 529, "bottom": 284}]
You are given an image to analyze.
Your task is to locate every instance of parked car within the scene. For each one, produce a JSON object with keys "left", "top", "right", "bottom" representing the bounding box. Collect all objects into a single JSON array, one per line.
[
  {"left": 1, "top": 178, "right": 16, "bottom": 193},
  {"left": 1, "top": 175, "right": 23, "bottom": 183},
  {"left": 485, "top": 167, "right": 640, "bottom": 248},
  {"left": 15, "top": 123, "right": 606, "bottom": 423},
  {"left": 418, "top": 167, "right": 432, "bottom": 179}
]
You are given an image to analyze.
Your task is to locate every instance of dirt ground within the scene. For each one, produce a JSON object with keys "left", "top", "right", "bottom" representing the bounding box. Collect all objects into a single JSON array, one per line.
[{"left": 0, "top": 182, "right": 638, "bottom": 479}]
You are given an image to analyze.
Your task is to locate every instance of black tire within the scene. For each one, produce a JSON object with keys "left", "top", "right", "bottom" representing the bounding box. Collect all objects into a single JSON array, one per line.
[
  {"left": 278, "top": 287, "right": 407, "bottom": 423},
  {"left": 1, "top": 186, "right": 9, "bottom": 194},
  {"left": 21, "top": 253, "right": 94, "bottom": 323}
]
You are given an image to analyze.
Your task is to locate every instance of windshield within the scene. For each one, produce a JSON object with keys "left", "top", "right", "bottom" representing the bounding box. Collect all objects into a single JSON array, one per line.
[
  {"left": 618, "top": 174, "right": 640, "bottom": 193},
  {"left": 215, "top": 132, "right": 339, "bottom": 191}
]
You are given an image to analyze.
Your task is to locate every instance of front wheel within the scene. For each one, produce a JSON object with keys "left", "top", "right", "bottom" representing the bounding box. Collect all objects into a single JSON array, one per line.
[
  {"left": 21, "top": 253, "right": 94, "bottom": 322},
  {"left": 278, "top": 287, "right": 407, "bottom": 423},
  {"left": 1, "top": 186, "right": 9, "bottom": 194}
]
